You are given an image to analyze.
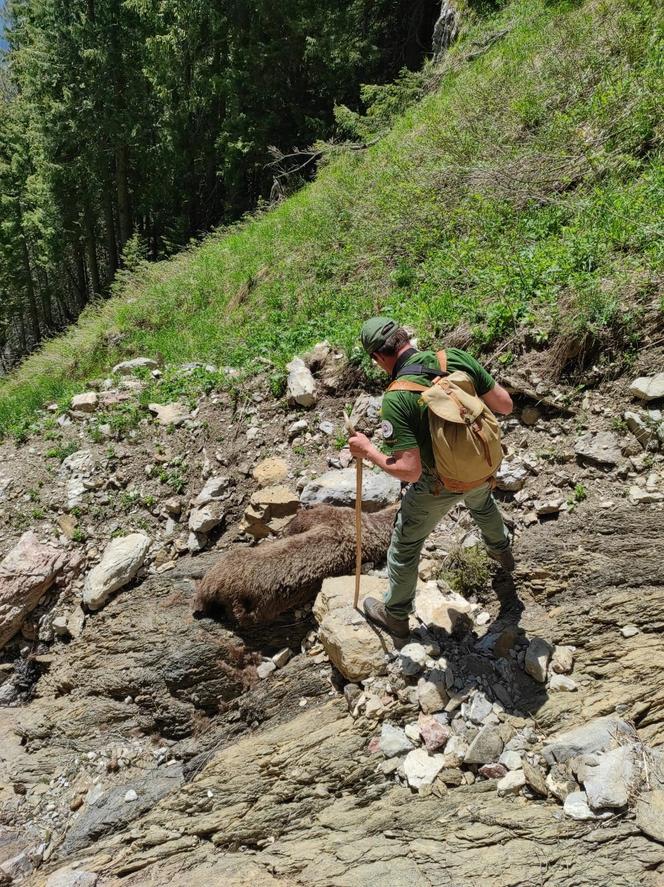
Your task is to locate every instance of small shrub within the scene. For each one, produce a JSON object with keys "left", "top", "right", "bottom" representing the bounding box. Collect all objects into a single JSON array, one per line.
[
  {"left": 46, "top": 441, "right": 79, "bottom": 462},
  {"left": 441, "top": 545, "right": 491, "bottom": 596}
]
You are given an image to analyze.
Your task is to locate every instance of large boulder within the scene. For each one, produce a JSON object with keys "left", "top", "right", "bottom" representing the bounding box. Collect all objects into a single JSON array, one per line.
[
  {"left": 83, "top": 533, "right": 151, "bottom": 611},
  {"left": 0, "top": 532, "right": 67, "bottom": 648},
  {"left": 286, "top": 358, "right": 317, "bottom": 408},
  {"left": 313, "top": 575, "right": 395, "bottom": 681},
  {"left": 300, "top": 468, "right": 400, "bottom": 513}
]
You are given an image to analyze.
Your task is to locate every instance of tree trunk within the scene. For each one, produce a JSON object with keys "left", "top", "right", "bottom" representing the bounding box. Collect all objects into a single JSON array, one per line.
[
  {"left": 432, "top": 1, "right": 459, "bottom": 62},
  {"left": 83, "top": 199, "right": 101, "bottom": 296},
  {"left": 103, "top": 183, "right": 119, "bottom": 272},
  {"left": 115, "top": 144, "right": 131, "bottom": 249}
]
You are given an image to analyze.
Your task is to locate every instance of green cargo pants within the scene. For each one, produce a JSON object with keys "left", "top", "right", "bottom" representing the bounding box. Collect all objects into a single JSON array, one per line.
[{"left": 385, "top": 473, "right": 510, "bottom": 619}]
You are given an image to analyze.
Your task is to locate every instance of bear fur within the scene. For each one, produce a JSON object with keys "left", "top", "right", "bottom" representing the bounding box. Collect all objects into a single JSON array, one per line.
[{"left": 193, "top": 503, "right": 398, "bottom": 625}]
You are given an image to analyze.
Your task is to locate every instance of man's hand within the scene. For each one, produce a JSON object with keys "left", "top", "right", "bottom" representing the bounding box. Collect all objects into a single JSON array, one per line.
[{"left": 348, "top": 431, "right": 373, "bottom": 460}]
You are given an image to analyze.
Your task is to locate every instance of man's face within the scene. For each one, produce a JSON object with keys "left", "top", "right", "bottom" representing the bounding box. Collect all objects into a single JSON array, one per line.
[{"left": 371, "top": 352, "right": 389, "bottom": 373}]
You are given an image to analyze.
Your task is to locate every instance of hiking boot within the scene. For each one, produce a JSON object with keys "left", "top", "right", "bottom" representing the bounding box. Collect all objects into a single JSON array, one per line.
[
  {"left": 363, "top": 596, "right": 410, "bottom": 638},
  {"left": 488, "top": 547, "right": 515, "bottom": 573}
]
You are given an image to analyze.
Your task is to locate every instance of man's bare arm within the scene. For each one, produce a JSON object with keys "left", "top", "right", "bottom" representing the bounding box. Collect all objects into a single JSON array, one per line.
[
  {"left": 481, "top": 383, "right": 513, "bottom": 415},
  {"left": 348, "top": 433, "right": 421, "bottom": 483}
]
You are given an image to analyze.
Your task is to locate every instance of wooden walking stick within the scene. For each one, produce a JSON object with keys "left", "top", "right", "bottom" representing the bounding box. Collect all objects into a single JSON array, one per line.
[{"left": 343, "top": 411, "right": 363, "bottom": 610}]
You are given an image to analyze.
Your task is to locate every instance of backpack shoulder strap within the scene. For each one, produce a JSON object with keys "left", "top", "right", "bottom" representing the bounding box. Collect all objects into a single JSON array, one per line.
[
  {"left": 386, "top": 380, "right": 429, "bottom": 393},
  {"left": 437, "top": 349, "right": 447, "bottom": 373}
]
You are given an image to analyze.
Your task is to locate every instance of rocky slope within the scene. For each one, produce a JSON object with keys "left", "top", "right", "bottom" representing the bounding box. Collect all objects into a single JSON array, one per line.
[{"left": 0, "top": 344, "right": 663, "bottom": 886}]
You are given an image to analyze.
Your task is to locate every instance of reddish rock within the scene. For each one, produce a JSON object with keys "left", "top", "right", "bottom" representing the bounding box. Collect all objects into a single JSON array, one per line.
[
  {"left": 479, "top": 763, "right": 508, "bottom": 780},
  {"left": 418, "top": 714, "right": 451, "bottom": 753}
]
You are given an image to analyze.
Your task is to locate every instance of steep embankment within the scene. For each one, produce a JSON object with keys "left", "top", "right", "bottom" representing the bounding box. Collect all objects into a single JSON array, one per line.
[
  {"left": 0, "top": 0, "right": 661, "bottom": 437},
  {"left": 0, "top": 0, "right": 663, "bottom": 885}
]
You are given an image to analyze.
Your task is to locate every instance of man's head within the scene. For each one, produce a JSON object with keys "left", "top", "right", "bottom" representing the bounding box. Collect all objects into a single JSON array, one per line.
[{"left": 360, "top": 317, "right": 412, "bottom": 370}]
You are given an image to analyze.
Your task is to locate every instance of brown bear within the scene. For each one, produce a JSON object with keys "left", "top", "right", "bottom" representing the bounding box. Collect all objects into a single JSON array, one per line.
[{"left": 193, "top": 503, "right": 398, "bottom": 625}]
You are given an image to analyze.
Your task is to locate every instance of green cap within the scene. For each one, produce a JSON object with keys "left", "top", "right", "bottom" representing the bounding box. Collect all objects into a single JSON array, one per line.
[{"left": 360, "top": 316, "right": 398, "bottom": 354}]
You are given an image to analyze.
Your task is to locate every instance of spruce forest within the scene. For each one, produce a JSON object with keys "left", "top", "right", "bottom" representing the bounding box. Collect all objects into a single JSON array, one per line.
[{"left": 0, "top": 0, "right": 439, "bottom": 366}]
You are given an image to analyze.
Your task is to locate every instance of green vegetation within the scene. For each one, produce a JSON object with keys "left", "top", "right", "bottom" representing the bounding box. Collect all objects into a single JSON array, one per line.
[
  {"left": 45, "top": 442, "right": 79, "bottom": 462},
  {"left": 0, "top": 0, "right": 661, "bottom": 438},
  {"left": 441, "top": 544, "right": 492, "bottom": 596}
]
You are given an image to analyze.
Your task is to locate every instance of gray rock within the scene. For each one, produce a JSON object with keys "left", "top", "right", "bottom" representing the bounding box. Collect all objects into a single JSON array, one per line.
[
  {"left": 399, "top": 643, "right": 428, "bottom": 676},
  {"left": 113, "top": 357, "right": 160, "bottom": 375},
  {"left": 624, "top": 411, "right": 654, "bottom": 449},
  {"left": 193, "top": 476, "right": 230, "bottom": 506},
  {"left": 350, "top": 393, "right": 383, "bottom": 429},
  {"left": 467, "top": 692, "right": 493, "bottom": 725},
  {"left": 574, "top": 431, "right": 622, "bottom": 466},
  {"left": 522, "top": 759, "right": 548, "bottom": 797},
  {"left": 83, "top": 533, "right": 151, "bottom": 610},
  {"left": 380, "top": 723, "right": 415, "bottom": 758},
  {"left": 621, "top": 624, "right": 639, "bottom": 638},
  {"left": 188, "top": 501, "right": 224, "bottom": 534},
  {"left": 442, "top": 735, "right": 469, "bottom": 768},
  {"left": 286, "top": 358, "right": 317, "bottom": 408},
  {"left": 403, "top": 748, "right": 445, "bottom": 789},
  {"left": 257, "top": 660, "right": 277, "bottom": 679},
  {"left": 71, "top": 392, "right": 99, "bottom": 413},
  {"left": 417, "top": 670, "right": 449, "bottom": 714},
  {"left": 300, "top": 468, "right": 400, "bottom": 512},
  {"left": 148, "top": 402, "right": 191, "bottom": 427},
  {"left": 124, "top": 789, "right": 138, "bottom": 802},
  {"left": 636, "top": 790, "right": 664, "bottom": 843},
  {"left": 542, "top": 717, "right": 634, "bottom": 765},
  {"left": 524, "top": 636, "right": 552, "bottom": 682},
  {"left": 498, "top": 750, "right": 522, "bottom": 771},
  {"left": 546, "top": 763, "right": 578, "bottom": 802},
  {"left": 629, "top": 373, "right": 664, "bottom": 402},
  {"left": 521, "top": 406, "right": 540, "bottom": 426},
  {"left": 580, "top": 746, "right": 635, "bottom": 810},
  {"left": 464, "top": 725, "right": 504, "bottom": 765}
]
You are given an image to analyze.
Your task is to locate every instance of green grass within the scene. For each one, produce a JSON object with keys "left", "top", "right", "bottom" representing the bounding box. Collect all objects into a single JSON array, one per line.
[{"left": 0, "top": 0, "right": 662, "bottom": 438}]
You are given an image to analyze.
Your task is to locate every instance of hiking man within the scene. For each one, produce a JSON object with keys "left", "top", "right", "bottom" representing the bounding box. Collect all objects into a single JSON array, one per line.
[{"left": 348, "top": 316, "right": 515, "bottom": 638}]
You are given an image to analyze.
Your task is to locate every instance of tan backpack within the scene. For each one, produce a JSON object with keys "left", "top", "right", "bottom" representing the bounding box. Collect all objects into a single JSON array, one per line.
[{"left": 387, "top": 350, "right": 503, "bottom": 492}]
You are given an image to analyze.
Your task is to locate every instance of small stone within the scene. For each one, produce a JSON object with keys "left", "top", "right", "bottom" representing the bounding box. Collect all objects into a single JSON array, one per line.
[
  {"left": 52, "top": 615, "right": 70, "bottom": 638},
  {"left": 253, "top": 458, "right": 289, "bottom": 488},
  {"left": 521, "top": 406, "right": 540, "bottom": 426},
  {"left": 113, "top": 357, "right": 159, "bottom": 374},
  {"left": 417, "top": 670, "right": 449, "bottom": 714},
  {"left": 621, "top": 624, "right": 639, "bottom": 638},
  {"left": 442, "top": 735, "right": 469, "bottom": 768},
  {"left": 418, "top": 714, "right": 451, "bottom": 753},
  {"left": 404, "top": 723, "right": 421, "bottom": 743},
  {"left": 288, "top": 419, "right": 309, "bottom": 437},
  {"left": 524, "top": 637, "right": 553, "bottom": 683},
  {"left": 522, "top": 760, "right": 548, "bottom": 797},
  {"left": 148, "top": 402, "right": 190, "bottom": 426},
  {"left": 437, "top": 767, "right": 464, "bottom": 786},
  {"left": 549, "top": 674, "right": 577, "bottom": 692},
  {"left": 479, "top": 763, "right": 508, "bottom": 780},
  {"left": 380, "top": 723, "right": 414, "bottom": 758},
  {"left": 563, "top": 791, "right": 597, "bottom": 820},
  {"left": 535, "top": 498, "right": 564, "bottom": 516},
  {"left": 188, "top": 501, "right": 224, "bottom": 534},
  {"left": 71, "top": 392, "right": 99, "bottom": 413},
  {"left": 286, "top": 358, "right": 317, "bottom": 408},
  {"left": 193, "top": 476, "right": 230, "bottom": 506},
  {"left": 546, "top": 764, "right": 579, "bottom": 802},
  {"left": 497, "top": 769, "right": 526, "bottom": 796},
  {"left": 495, "top": 459, "right": 529, "bottom": 492},
  {"left": 399, "top": 643, "right": 428, "bottom": 676},
  {"left": 272, "top": 648, "right": 292, "bottom": 668},
  {"left": 82, "top": 533, "right": 151, "bottom": 611},
  {"left": 124, "top": 789, "right": 138, "bottom": 803},
  {"left": 468, "top": 692, "right": 493, "bottom": 725},
  {"left": 551, "top": 645, "right": 575, "bottom": 674},
  {"left": 257, "top": 661, "right": 277, "bottom": 679},
  {"left": 403, "top": 748, "right": 445, "bottom": 790}
]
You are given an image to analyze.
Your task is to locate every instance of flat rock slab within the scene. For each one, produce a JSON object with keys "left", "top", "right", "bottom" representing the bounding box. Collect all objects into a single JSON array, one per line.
[
  {"left": 83, "top": 533, "right": 151, "bottom": 611},
  {"left": 45, "top": 868, "right": 99, "bottom": 886},
  {"left": 300, "top": 468, "right": 400, "bottom": 513},
  {"left": 542, "top": 717, "right": 634, "bottom": 765},
  {"left": 574, "top": 432, "right": 622, "bottom": 466},
  {"left": 636, "top": 790, "right": 664, "bottom": 843},
  {"left": 0, "top": 532, "right": 67, "bottom": 648},
  {"left": 629, "top": 373, "right": 664, "bottom": 402},
  {"left": 148, "top": 403, "right": 191, "bottom": 427},
  {"left": 313, "top": 575, "right": 395, "bottom": 681}
]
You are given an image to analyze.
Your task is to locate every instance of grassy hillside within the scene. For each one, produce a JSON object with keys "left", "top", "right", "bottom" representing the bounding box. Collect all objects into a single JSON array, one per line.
[{"left": 0, "top": 0, "right": 662, "bottom": 437}]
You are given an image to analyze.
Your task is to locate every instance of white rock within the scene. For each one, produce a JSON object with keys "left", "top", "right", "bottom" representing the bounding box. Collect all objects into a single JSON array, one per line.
[
  {"left": 467, "top": 692, "right": 493, "bottom": 725},
  {"left": 621, "top": 624, "right": 639, "bottom": 638},
  {"left": 563, "top": 791, "right": 597, "bottom": 820},
  {"left": 286, "top": 358, "right": 317, "bottom": 408},
  {"left": 83, "top": 534, "right": 151, "bottom": 611},
  {"left": 272, "top": 648, "right": 292, "bottom": 668},
  {"left": 524, "top": 636, "right": 553, "bottom": 682},
  {"left": 497, "top": 769, "right": 526, "bottom": 796},
  {"left": 574, "top": 432, "right": 622, "bottom": 466},
  {"left": 581, "top": 745, "right": 635, "bottom": 810},
  {"left": 549, "top": 674, "right": 577, "bottom": 692},
  {"left": 113, "top": 357, "right": 159, "bottom": 375},
  {"left": 551, "top": 645, "right": 575, "bottom": 674},
  {"left": 124, "top": 789, "right": 138, "bottom": 802},
  {"left": 45, "top": 867, "right": 98, "bottom": 887},
  {"left": 629, "top": 373, "right": 664, "bottom": 402},
  {"left": 404, "top": 723, "right": 421, "bottom": 743},
  {"left": 403, "top": 748, "right": 445, "bottom": 789},
  {"left": 414, "top": 583, "right": 473, "bottom": 634},
  {"left": 495, "top": 459, "right": 529, "bottom": 492},
  {"left": 498, "top": 750, "right": 522, "bottom": 771},
  {"left": 380, "top": 723, "right": 414, "bottom": 758},
  {"left": 628, "top": 486, "right": 664, "bottom": 505},
  {"left": 442, "top": 735, "right": 469, "bottom": 768}
]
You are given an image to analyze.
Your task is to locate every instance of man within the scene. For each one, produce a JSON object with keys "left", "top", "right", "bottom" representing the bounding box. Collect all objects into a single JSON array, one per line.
[{"left": 348, "top": 316, "right": 515, "bottom": 638}]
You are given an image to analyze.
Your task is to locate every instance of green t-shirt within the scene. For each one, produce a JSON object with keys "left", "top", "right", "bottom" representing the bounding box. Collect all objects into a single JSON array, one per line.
[{"left": 380, "top": 348, "right": 496, "bottom": 472}]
